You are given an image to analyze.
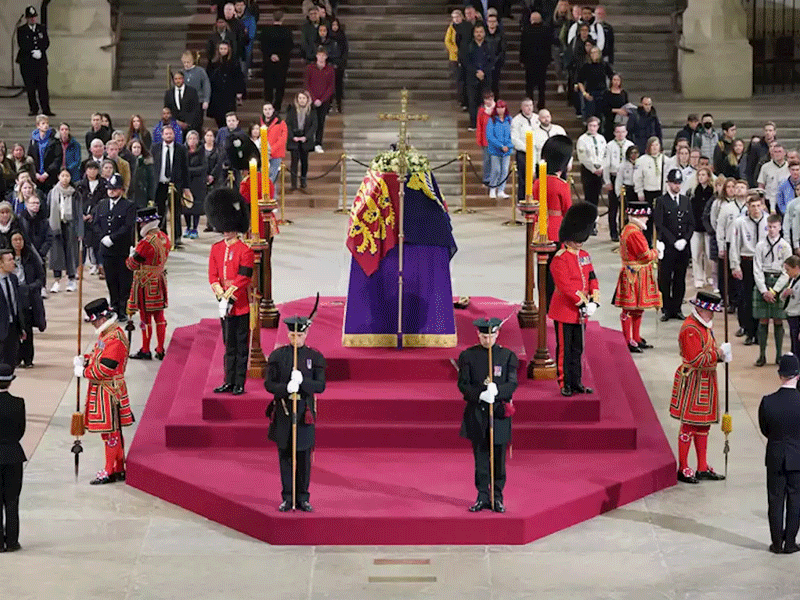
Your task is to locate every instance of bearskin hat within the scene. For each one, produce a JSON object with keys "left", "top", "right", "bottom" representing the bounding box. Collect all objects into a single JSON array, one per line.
[
  {"left": 540, "top": 135, "right": 573, "bottom": 176},
  {"left": 225, "top": 131, "right": 261, "bottom": 171},
  {"left": 205, "top": 187, "right": 249, "bottom": 233},
  {"left": 558, "top": 202, "right": 597, "bottom": 244}
]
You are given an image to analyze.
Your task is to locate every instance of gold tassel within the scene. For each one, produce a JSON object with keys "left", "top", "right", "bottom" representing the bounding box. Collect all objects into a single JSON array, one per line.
[
  {"left": 70, "top": 412, "right": 85, "bottom": 437},
  {"left": 721, "top": 413, "right": 732, "bottom": 434}
]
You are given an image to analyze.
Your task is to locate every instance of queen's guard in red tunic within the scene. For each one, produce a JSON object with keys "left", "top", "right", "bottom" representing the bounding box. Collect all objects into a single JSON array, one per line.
[
  {"left": 74, "top": 298, "right": 134, "bottom": 485},
  {"left": 205, "top": 187, "right": 254, "bottom": 396},
  {"left": 670, "top": 291, "right": 731, "bottom": 483},
  {"left": 613, "top": 201, "right": 662, "bottom": 352},
  {"left": 126, "top": 206, "right": 171, "bottom": 360},
  {"left": 548, "top": 202, "right": 599, "bottom": 397}
]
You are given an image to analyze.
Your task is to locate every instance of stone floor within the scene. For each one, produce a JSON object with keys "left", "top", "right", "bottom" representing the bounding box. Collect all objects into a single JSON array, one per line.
[{"left": 2, "top": 93, "right": 799, "bottom": 599}]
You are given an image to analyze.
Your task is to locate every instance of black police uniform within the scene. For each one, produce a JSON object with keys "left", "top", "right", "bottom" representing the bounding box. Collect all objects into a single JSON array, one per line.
[
  {"left": 758, "top": 364, "right": 800, "bottom": 553},
  {"left": 94, "top": 175, "right": 135, "bottom": 319},
  {"left": 265, "top": 331, "right": 326, "bottom": 510},
  {"left": 16, "top": 19, "right": 51, "bottom": 116},
  {"left": 654, "top": 185, "right": 695, "bottom": 320},
  {"left": 458, "top": 328, "right": 518, "bottom": 511},
  {"left": 0, "top": 381, "right": 26, "bottom": 552}
]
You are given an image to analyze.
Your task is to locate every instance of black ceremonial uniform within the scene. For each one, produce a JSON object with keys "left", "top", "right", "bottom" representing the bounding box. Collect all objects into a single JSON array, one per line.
[
  {"left": 265, "top": 344, "right": 326, "bottom": 508},
  {"left": 16, "top": 20, "right": 51, "bottom": 116},
  {"left": 458, "top": 342, "right": 518, "bottom": 508},
  {"left": 654, "top": 183, "right": 694, "bottom": 320}
]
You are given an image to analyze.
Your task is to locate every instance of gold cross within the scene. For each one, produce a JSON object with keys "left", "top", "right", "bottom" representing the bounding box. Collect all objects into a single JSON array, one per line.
[{"left": 378, "top": 89, "right": 429, "bottom": 173}]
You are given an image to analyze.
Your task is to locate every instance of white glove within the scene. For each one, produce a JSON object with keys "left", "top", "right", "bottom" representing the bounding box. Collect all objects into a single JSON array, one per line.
[
  {"left": 73, "top": 363, "right": 84, "bottom": 378},
  {"left": 129, "top": 246, "right": 136, "bottom": 257},
  {"left": 101, "top": 235, "right": 113, "bottom": 248},
  {"left": 720, "top": 342, "right": 733, "bottom": 363},
  {"left": 674, "top": 239, "right": 688, "bottom": 251},
  {"left": 287, "top": 380, "right": 300, "bottom": 394},
  {"left": 32, "top": 50, "right": 42, "bottom": 60},
  {"left": 479, "top": 390, "right": 496, "bottom": 404},
  {"left": 486, "top": 382, "right": 498, "bottom": 396},
  {"left": 218, "top": 298, "right": 229, "bottom": 319},
  {"left": 584, "top": 301, "right": 598, "bottom": 318},
  {"left": 291, "top": 369, "right": 303, "bottom": 384},
  {"left": 656, "top": 240, "right": 665, "bottom": 260},
  {"left": 73, "top": 355, "right": 84, "bottom": 369}
]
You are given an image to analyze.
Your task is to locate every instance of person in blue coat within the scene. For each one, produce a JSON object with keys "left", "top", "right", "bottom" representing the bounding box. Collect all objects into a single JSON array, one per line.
[{"left": 485, "top": 99, "right": 512, "bottom": 200}]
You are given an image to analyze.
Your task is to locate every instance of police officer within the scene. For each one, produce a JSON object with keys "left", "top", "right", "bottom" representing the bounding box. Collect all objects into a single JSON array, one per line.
[
  {"left": 265, "top": 316, "right": 326, "bottom": 512},
  {"left": 458, "top": 318, "right": 518, "bottom": 513},
  {"left": 94, "top": 174, "right": 135, "bottom": 321},
  {"left": 16, "top": 6, "right": 52, "bottom": 117},
  {"left": 655, "top": 168, "right": 695, "bottom": 321}
]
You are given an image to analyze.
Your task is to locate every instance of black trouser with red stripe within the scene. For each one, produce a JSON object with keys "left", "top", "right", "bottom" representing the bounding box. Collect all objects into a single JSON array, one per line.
[{"left": 554, "top": 320, "right": 583, "bottom": 390}]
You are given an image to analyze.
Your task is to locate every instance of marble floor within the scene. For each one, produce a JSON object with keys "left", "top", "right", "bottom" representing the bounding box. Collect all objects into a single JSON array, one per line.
[{"left": 1, "top": 92, "right": 798, "bottom": 599}]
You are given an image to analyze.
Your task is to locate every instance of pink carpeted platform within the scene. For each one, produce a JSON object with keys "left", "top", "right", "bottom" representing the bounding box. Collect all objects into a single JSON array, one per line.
[{"left": 126, "top": 297, "right": 676, "bottom": 545}]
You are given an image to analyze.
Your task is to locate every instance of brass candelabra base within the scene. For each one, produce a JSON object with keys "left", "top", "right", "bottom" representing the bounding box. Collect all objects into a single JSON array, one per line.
[{"left": 530, "top": 239, "right": 557, "bottom": 380}]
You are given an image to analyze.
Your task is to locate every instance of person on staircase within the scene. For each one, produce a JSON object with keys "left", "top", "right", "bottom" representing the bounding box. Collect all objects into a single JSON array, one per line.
[
  {"left": 259, "top": 8, "right": 294, "bottom": 114},
  {"left": 510, "top": 98, "right": 537, "bottom": 203},
  {"left": 304, "top": 46, "right": 334, "bottom": 154},
  {"left": 519, "top": 11, "right": 552, "bottom": 111},
  {"left": 464, "top": 22, "right": 496, "bottom": 132},
  {"left": 286, "top": 91, "right": 317, "bottom": 192},
  {"left": 484, "top": 13, "right": 506, "bottom": 100},
  {"left": 576, "top": 117, "right": 606, "bottom": 236},
  {"left": 329, "top": 18, "right": 348, "bottom": 114}
]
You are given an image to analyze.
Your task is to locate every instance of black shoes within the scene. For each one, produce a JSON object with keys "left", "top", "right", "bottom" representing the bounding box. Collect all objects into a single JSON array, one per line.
[
  {"left": 90, "top": 473, "right": 113, "bottom": 485},
  {"left": 231, "top": 385, "right": 245, "bottom": 395},
  {"left": 735, "top": 327, "right": 746, "bottom": 337},
  {"left": 493, "top": 500, "right": 506, "bottom": 513},
  {"left": 155, "top": 350, "right": 165, "bottom": 360},
  {"left": 744, "top": 336, "right": 757, "bottom": 346},
  {"left": 696, "top": 468, "right": 725, "bottom": 481},
  {"left": 637, "top": 338, "right": 653, "bottom": 349},
  {"left": 660, "top": 313, "right": 670, "bottom": 322},
  {"left": 278, "top": 500, "right": 313, "bottom": 512},
  {"left": 130, "top": 350, "right": 152, "bottom": 360},
  {"left": 628, "top": 343, "right": 643, "bottom": 353},
  {"left": 783, "top": 544, "right": 800, "bottom": 554},
  {"left": 213, "top": 383, "right": 233, "bottom": 393},
  {"left": 755, "top": 356, "right": 767, "bottom": 367},
  {"left": 677, "top": 469, "right": 699, "bottom": 484},
  {"left": 770, "top": 543, "right": 783, "bottom": 554},
  {"left": 5, "top": 542, "right": 21, "bottom": 552},
  {"left": 573, "top": 384, "right": 593, "bottom": 394},
  {"left": 560, "top": 386, "right": 573, "bottom": 397},
  {"left": 469, "top": 500, "right": 491, "bottom": 512}
]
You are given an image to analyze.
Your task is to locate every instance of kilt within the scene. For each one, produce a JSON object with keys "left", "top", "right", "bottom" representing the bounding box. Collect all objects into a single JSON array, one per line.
[{"left": 753, "top": 272, "right": 787, "bottom": 320}]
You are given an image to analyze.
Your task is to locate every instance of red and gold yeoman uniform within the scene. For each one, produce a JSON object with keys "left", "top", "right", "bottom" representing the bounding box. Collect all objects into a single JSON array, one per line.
[
  {"left": 670, "top": 314, "right": 720, "bottom": 425},
  {"left": 83, "top": 323, "right": 134, "bottom": 433},
  {"left": 613, "top": 222, "right": 662, "bottom": 310}
]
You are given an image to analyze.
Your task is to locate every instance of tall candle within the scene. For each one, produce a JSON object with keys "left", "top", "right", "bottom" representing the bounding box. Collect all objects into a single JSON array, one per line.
[
  {"left": 538, "top": 161, "right": 547, "bottom": 238},
  {"left": 260, "top": 125, "right": 269, "bottom": 200},
  {"left": 525, "top": 131, "right": 533, "bottom": 197},
  {"left": 249, "top": 158, "right": 258, "bottom": 238}
]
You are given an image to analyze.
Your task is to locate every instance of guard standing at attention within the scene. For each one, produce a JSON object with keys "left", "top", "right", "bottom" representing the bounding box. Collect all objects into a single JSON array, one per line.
[
  {"left": 548, "top": 202, "right": 600, "bottom": 397},
  {"left": 759, "top": 353, "right": 800, "bottom": 554},
  {"left": 654, "top": 168, "right": 694, "bottom": 322},
  {"left": 75, "top": 298, "right": 134, "bottom": 485},
  {"left": 16, "top": 6, "right": 52, "bottom": 117},
  {"left": 126, "top": 206, "right": 171, "bottom": 360},
  {"left": 265, "top": 310, "right": 326, "bottom": 513},
  {"left": 206, "top": 187, "right": 254, "bottom": 396},
  {"left": 458, "top": 317, "right": 518, "bottom": 514}
]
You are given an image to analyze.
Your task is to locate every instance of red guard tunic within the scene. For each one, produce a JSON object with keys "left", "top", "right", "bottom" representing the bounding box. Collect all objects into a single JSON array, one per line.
[
  {"left": 208, "top": 237, "right": 255, "bottom": 315},
  {"left": 613, "top": 222, "right": 662, "bottom": 309},
  {"left": 670, "top": 314, "right": 720, "bottom": 425},
  {"left": 83, "top": 323, "right": 134, "bottom": 433},
  {"left": 532, "top": 175, "right": 572, "bottom": 242},
  {"left": 126, "top": 229, "right": 171, "bottom": 314},
  {"left": 548, "top": 246, "right": 600, "bottom": 324},
  {"left": 239, "top": 174, "right": 279, "bottom": 240}
]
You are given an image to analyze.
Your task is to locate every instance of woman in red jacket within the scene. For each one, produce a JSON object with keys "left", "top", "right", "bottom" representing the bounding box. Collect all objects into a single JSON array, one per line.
[{"left": 260, "top": 102, "right": 288, "bottom": 184}]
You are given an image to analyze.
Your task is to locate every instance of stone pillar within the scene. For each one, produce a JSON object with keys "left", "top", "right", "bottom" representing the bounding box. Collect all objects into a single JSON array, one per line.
[
  {"left": 48, "top": 0, "right": 113, "bottom": 96},
  {"left": 0, "top": 1, "right": 28, "bottom": 87},
  {"left": 680, "top": 0, "right": 752, "bottom": 99}
]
